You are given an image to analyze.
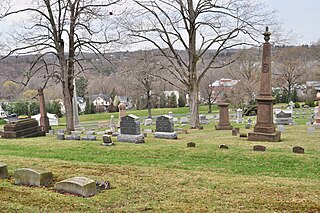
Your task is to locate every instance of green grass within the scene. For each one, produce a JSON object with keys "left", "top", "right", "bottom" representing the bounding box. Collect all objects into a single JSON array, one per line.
[{"left": 0, "top": 116, "right": 320, "bottom": 212}]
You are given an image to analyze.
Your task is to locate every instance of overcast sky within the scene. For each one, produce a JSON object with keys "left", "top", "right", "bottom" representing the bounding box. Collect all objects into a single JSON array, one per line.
[{"left": 268, "top": 0, "right": 320, "bottom": 45}]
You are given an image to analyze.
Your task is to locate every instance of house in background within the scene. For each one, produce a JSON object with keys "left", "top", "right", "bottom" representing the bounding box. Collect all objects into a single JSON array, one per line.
[
  {"left": 76, "top": 97, "right": 86, "bottom": 113},
  {"left": 115, "top": 95, "right": 133, "bottom": 109},
  {"left": 92, "top": 93, "right": 111, "bottom": 112}
]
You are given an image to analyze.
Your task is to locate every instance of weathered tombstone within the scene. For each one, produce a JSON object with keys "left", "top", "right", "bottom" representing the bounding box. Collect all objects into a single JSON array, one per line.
[
  {"left": 187, "top": 142, "right": 195, "bottom": 147},
  {"left": 54, "top": 177, "right": 97, "bottom": 197},
  {"left": 65, "top": 135, "right": 81, "bottom": 140},
  {"left": 1, "top": 119, "right": 46, "bottom": 138},
  {"left": 48, "top": 130, "right": 55, "bottom": 135},
  {"left": 236, "top": 109, "right": 243, "bottom": 123},
  {"left": 276, "top": 125, "right": 285, "bottom": 133},
  {"left": 232, "top": 129, "right": 237, "bottom": 136},
  {"left": 274, "top": 110, "right": 293, "bottom": 125},
  {"left": 180, "top": 117, "right": 189, "bottom": 124},
  {"left": 199, "top": 114, "right": 208, "bottom": 124},
  {"left": 117, "top": 114, "right": 144, "bottom": 143},
  {"left": 293, "top": 146, "right": 304, "bottom": 154},
  {"left": 38, "top": 88, "right": 52, "bottom": 133},
  {"left": 154, "top": 115, "right": 177, "bottom": 139},
  {"left": 57, "top": 133, "right": 65, "bottom": 140},
  {"left": 110, "top": 115, "right": 116, "bottom": 132},
  {"left": 82, "top": 135, "right": 96, "bottom": 141},
  {"left": 14, "top": 168, "right": 53, "bottom": 187},
  {"left": 219, "top": 144, "right": 229, "bottom": 149},
  {"left": 144, "top": 118, "right": 153, "bottom": 126},
  {"left": 0, "top": 163, "right": 8, "bottom": 179},
  {"left": 253, "top": 145, "right": 266, "bottom": 152},
  {"left": 234, "top": 128, "right": 240, "bottom": 135},
  {"left": 248, "top": 27, "right": 281, "bottom": 142},
  {"left": 173, "top": 117, "right": 178, "bottom": 123},
  {"left": 215, "top": 103, "right": 233, "bottom": 130},
  {"left": 101, "top": 135, "right": 114, "bottom": 146},
  {"left": 168, "top": 112, "right": 173, "bottom": 117},
  {"left": 308, "top": 127, "right": 315, "bottom": 134}
]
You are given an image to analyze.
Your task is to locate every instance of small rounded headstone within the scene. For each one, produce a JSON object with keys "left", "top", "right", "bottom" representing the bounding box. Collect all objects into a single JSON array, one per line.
[
  {"left": 198, "top": 126, "right": 204, "bottom": 130},
  {"left": 219, "top": 144, "right": 229, "bottom": 149},
  {"left": 293, "top": 146, "right": 304, "bottom": 154},
  {"left": 0, "top": 163, "right": 8, "bottom": 179},
  {"left": 253, "top": 145, "right": 266, "bottom": 152},
  {"left": 187, "top": 142, "right": 196, "bottom": 148},
  {"left": 57, "top": 134, "right": 65, "bottom": 140},
  {"left": 102, "top": 135, "right": 112, "bottom": 143},
  {"left": 234, "top": 128, "right": 240, "bottom": 134}
]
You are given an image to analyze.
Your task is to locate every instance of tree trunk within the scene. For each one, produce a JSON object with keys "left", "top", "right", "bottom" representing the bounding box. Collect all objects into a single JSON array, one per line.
[
  {"left": 63, "top": 80, "right": 74, "bottom": 134},
  {"left": 147, "top": 95, "right": 152, "bottom": 118},
  {"left": 208, "top": 101, "right": 212, "bottom": 113},
  {"left": 189, "top": 85, "right": 200, "bottom": 128}
]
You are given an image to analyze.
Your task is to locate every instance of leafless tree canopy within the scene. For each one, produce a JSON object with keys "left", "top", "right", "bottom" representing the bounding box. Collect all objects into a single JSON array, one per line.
[
  {"left": 0, "top": 0, "right": 122, "bottom": 132},
  {"left": 124, "top": 0, "right": 276, "bottom": 128}
]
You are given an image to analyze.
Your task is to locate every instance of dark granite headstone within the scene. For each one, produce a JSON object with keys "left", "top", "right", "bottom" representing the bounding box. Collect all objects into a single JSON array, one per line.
[
  {"left": 253, "top": 145, "right": 266, "bottom": 152},
  {"left": 156, "top": 115, "right": 174, "bottom": 133},
  {"left": 293, "top": 146, "right": 304, "bottom": 154},
  {"left": 120, "top": 114, "right": 140, "bottom": 135}
]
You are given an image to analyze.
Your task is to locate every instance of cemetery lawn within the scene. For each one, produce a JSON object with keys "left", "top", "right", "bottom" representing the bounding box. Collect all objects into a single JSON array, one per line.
[{"left": 0, "top": 124, "right": 320, "bottom": 211}]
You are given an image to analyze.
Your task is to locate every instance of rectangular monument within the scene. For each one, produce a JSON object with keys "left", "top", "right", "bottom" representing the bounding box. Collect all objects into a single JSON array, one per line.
[
  {"left": 154, "top": 115, "right": 177, "bottom": 139},
  {"left": 117, "top": 114, "right": 144, "bottom": 143},
  {"left": 1, "top": 119, "right": 46, "bottom": 138},
  {"left": 248, "top": 27, "right": 281, "bottom": 142}
]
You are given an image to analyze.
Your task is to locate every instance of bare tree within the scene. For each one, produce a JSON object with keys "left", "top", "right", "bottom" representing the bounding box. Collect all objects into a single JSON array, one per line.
[
  {"left": 200, "top": 69, "right": 219, "bottom": 113},
  {"left": 124, "top": 0, "right": 275, "bottom": 128},
  {"left": 225, "top": 48, "right": 261, "bottom": 107},
  {"left": 273, "top": 46, "right": 310, "bottom": 103},
  {"left": 0, "top": 0, "right": 122, "bottom": 132},
  {"left": 120, "top": 50, "right": 162, "bottom": 118}
]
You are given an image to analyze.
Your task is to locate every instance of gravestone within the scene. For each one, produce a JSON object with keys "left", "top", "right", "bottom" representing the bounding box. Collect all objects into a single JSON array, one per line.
[
  {"left": 215, "top": 103, "right": 233, "bottom": 130},
  {"left": 0, "top": 163, "right": 8, "bottom": 179},
  {"left": 180, "top": 117, "right": 189, "bottom": 124},
  {"left": 199, "top": 115, "right": 208, "bottom": 124},
  {"left": 313, "top": 93, "right": 320, "bottom": 128},
  {"left": 57, "top": 133, "right": 65, "bottom": 140},
  {"left": 187, "top": 142, "right": 195, "bottom": 147},
  {"left": 48, "top": 130, "right": 54, "bottom": 135},
  {"left": 236, "top": 109, "right": 243, "bottom": 123},
  {"left": 118, "top": 103, "right": 126, "bottom": 127},
  {"left": 117, "top": 114, "right": 144, "bottom": 143},
  {"left": 65, "top": 135, "right": 81, "bottom": 140},
  {"left": 293, "top": 146, "right": 304, "bottom": 154},
  {"left": 144, "top": 118, "right": 153, "bottom": 126},
  {"left": 253, "top": 145, "right": 266, "bottom": 152},
  {"left": 308, "top": 127, "right": 315, "bottom": 134},
  {"left": 219, "top": 144, "right": 229, "bottom": 149},
  {"left": 54, "top": 177, "right": 97, "bottom": 197},
  {"left": 154, "top": 115, "right": 177, "bottom": 139},
  {"left": 38, "top": 88, "right": 51, "bottom": 132},
  {"left": 248, "top": 27, "right": 281, "bottom": 142},
  {"left": 82, "top": 135, "right": 96, "bottom": 141},
  {"left": 274, "top": 110, "right": 293, "bottom": 125},
  {"left": 14, "top": 168, "right": 53, "bottom": 187},
  {"left": 110, "top": 115, "right": 116, "bottom": 132},
  {"left": 168, "top": 112, "right": 173, "bottom": 117},
  {"left": 1, "top": 119, "right": 45, "bottom": 138},
  {"left": 232, "top": 129, "right": 237, "bottom": 136},
  {"left": 101, "top": 135, "right": 114, "bottom": 146},
  {"left": 276, "top": 125, "right": 285, "bottom": 133}
]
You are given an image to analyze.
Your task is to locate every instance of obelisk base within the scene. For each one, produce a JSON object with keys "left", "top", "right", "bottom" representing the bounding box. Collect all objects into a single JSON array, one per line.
[{"left": 248, "top": 131, "right": 281, "bottom": 142}]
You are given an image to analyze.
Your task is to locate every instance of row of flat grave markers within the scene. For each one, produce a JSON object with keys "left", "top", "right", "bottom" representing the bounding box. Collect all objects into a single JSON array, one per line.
[{"left": 0, "top": 165, "right": 108, "bottom": 197}]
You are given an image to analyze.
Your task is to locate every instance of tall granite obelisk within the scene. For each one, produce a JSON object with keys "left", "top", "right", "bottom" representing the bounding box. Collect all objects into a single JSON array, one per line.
[{"left": 248, "top": 27, "right": 281, "bottom": 142}]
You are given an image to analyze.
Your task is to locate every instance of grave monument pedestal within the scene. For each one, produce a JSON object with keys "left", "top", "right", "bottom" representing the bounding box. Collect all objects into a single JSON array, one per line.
[
  {"left": 248, "top": 27, "right": 281, "bottom": 142},
  {"left": 215, "top": 103, "right": 233, "bottom": 130}
]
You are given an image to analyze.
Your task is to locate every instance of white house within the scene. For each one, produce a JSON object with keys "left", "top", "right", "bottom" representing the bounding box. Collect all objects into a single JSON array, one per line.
[
  {"left": 0, "top": 105, "right": 8, "bottom": 119},
  {"left": 31, "top": 113, "right": 59, "bottom": 126}
]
